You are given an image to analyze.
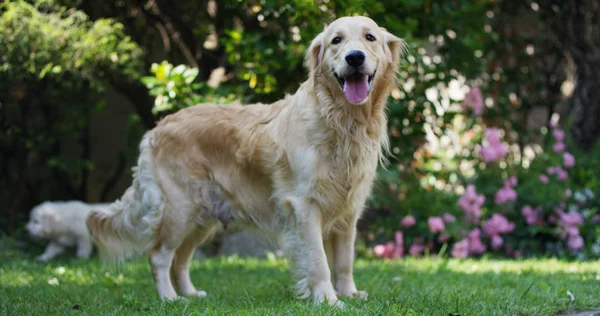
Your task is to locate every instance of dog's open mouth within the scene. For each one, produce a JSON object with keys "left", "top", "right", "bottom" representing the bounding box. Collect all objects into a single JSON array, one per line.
[{"left": 334, "top": 70, "right": 375, "bottom": 103}]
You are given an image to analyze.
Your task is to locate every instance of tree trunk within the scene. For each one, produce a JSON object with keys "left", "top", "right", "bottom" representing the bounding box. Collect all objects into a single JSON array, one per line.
[{"left": 562, "top": 0, "right": 600, "bottom": 149}]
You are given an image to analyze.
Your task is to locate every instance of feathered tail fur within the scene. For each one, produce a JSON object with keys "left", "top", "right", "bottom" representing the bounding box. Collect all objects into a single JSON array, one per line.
[{"left": 86, "top": 132, "right": 163, "bottom": 262}]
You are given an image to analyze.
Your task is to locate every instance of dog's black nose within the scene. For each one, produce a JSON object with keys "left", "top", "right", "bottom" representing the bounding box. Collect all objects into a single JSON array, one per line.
[{"left": 345, "top": 50, "right": 365, "bottom": 67}]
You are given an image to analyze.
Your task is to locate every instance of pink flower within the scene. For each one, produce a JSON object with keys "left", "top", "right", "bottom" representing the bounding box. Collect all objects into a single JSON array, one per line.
[
  {"left": 563, "top": 152, "right": 575, "bottom": 168},
  {"left": 468, "top": 228, "right": 482, "bottom": 239},
  {"left": 521, "top": 205, "right": 543, "bottom": 225},
  {"left": 374, "top": 241, "right": 402, "bottom": 259},
  {"left": 408, "top": 243, "right": 425, "bottom": 256},
  {"left": 459, "top": 184, "right": 485, "bottom": 223},
  {"left": 567, "top": 235, "right": 584, "bottom": 250},
  {"left": 494, "top": 179, "right": 518, "bottom": 204},
  {"left": 593, "top": 215, "right": 600, "bottom": 223},
  {"left": 565, "top": 189, "right": 573, "bottom": 198},
  {"left": 547, "top": 167, "right": 557, "bottom": 175},
  {"left": 451, "top": 239, "right": 469, "bottom": 258},
  {"left": 539, "top": 174, "right": 549, "bottom": 183},
  {"left": 479, "top": 128, "right": 507, "bottom": 162},
  {"left": 521, "top": 205, "right": 533, "bottom": 217},
  {"left": 437, "top": 232, "right": 450, "bottom": 243},
  {"left": 486, "top": 128, "right": 502, "bottom": 144},
  {"left": 557, "top": 168, "right": 568, "bottom": 181},
  {"left": 567, "top": 226, "right": 580, "bottom": 237},
  {"left": 521, "top": 205, "right": 535, "bottom": 225},
  {"left": 374, "top": 242, "right": 395, "bottom": 258},
  {"left": 509, "top": 176, "right": 518, "bottom": 186},
  {"left": 385, "top": 242, "right": 395, "bottom": 256},
  {"left": 373, "top": 244, "right": 386, "bottom": 257},
  {"left": 374, "top": 231, "right": 405, "bottom": 259},
  {"left": 428, "top": 217, "right": 445, "bottom": 233},
  {"left": 553, "top": 142, "right": 565, "bottom": 153},
  {"left": 463, "top": 87, "right": 484, "bottom": 116},
  {"left": 483, "top": 213, "right": 515, "bottom": 237},
  {"left": 401, "top": 215, "right": 416, "bottom": 228},
  {"left": 393, "top": 231, "right": 404, "bottom": 258},
  {"left": 395, "top": 231, "right": 404, "bottom": 244},
  {"left": 553, "top": 129, "right": 565, "bottom": 142},
  {"left": 443, "top": 213, "right": 456, "bottom": 223},
  {"left": 560, "top": 211, "right": 584, "bottom": 227},
  {"left": 470, "top": 238, "right": 487, "bottom": 255},
  {"left": 491, "top": 235, "right": 504, "bottom": 250},
  {"left": 468, "top": 229, "right": 487, "bottom": 255}
]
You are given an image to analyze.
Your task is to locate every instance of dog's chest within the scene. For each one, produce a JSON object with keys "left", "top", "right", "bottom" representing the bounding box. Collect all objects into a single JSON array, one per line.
[{"left": 309, "top": 146, "right": 378, "bottom": 214}]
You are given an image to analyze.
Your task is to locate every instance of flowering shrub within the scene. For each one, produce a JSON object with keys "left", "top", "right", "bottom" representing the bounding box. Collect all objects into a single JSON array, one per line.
[{"left": 370, "top": 87, "right": 600, "bottom": 260}]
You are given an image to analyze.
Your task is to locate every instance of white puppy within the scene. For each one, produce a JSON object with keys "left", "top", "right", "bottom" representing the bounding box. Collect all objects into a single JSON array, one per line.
[{"left": 26, "top": 201, "right": 110, "bottom": 261}]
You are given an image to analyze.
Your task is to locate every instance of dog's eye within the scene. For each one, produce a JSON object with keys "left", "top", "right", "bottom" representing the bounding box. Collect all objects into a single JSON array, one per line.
[
  {"left": 366, "top": 34, "right": 376, "bottom": 42},
  {"left": 331, "top": 36, "right": 342, "bottom": 45}
]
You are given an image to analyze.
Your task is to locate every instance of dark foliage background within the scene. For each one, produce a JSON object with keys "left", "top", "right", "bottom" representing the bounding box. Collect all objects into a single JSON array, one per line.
[{"left": 1, "top": 0, "right": 599, "bottom": 257}]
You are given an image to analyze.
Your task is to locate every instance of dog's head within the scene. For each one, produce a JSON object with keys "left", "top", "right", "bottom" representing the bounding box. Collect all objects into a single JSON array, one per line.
[
  {"left": 26, "top": 203, "right": 58, "bottom": 238},
  {"left": 306, "top": 16, "right": 405, "bottom": 105}
]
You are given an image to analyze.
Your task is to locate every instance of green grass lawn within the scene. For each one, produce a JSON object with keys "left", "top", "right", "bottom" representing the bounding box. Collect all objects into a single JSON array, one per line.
[{"left": 1, "top": 248, "right": 599, "bottom": 316}]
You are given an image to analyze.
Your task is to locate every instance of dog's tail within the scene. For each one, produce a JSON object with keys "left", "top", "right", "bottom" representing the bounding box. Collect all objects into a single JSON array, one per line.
[{"left": 86, "top": 132, "right": 164, "bottom": 263}]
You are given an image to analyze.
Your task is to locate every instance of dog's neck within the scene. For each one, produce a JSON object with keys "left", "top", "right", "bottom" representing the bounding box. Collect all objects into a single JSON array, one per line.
[{"left": 304, "top": 74, "right": 391, "bottom": 165}]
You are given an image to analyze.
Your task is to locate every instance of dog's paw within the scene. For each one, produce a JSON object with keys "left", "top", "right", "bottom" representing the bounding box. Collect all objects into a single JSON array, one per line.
[
  {"left": 344, "top": 290, "right": 368, "bottom": 300},
  {"left": 312, "top": 281, "right": 340, "bottom": 306},
  {"left": 332, "top": 299, "right": 346, "bottom": 309},
  {"left": 185, "top": 290, "right": 207, "bottom": 298},
  {"left": 163, "top": 295, "right": 185, "bottom": 302},
  {"left": 336, "top": 280, "right": 368, "bottom": 300},
  {"left": 36, "top": 255, "right": 51, "bottom": 262}
]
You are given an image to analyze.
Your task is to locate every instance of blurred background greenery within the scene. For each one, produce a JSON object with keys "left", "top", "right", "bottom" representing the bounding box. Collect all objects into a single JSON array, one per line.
[{"left": 1, "top": 0, "right": 599, "bottom": 258}]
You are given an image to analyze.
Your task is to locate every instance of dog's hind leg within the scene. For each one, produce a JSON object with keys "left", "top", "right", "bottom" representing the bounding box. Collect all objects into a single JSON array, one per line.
[
  {"left": 148, "top": 202, "right": 196, "bottom": 301},
  {"left": 170, "top": 225, "right": 218, "bottom": 297},
  {"left": 149, "top": 243, "right": 178, "bottom": 300},
  {"left": 75, "top": 238, "right": 93, "bottom": 260}
]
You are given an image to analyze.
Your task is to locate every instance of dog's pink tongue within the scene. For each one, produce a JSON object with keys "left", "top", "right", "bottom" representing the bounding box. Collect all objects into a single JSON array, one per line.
[{"left": 343, "top": 74, "right": 369, "bottom": 103}]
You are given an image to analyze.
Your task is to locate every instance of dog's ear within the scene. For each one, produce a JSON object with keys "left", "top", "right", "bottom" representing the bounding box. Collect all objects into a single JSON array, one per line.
[
  {"left": 305, "top": 32, "right": 325, "bottom": 77},
  {"left": 41, "top": 209, "right": 58, "bottom": 237},
  {"left": 381, "top": 28, "right": 406, "bottom": 65}
]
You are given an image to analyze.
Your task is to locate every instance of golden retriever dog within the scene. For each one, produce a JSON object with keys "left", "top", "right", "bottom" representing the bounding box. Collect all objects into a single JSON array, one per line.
[
  {"left": 87, "top": 16, "right": 405, "bottom": 306},
  {"left": 26, "top": 201, "right": 109, "bottom": 261}
]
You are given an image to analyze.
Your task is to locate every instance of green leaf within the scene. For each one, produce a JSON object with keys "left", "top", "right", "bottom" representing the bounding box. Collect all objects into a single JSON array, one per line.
[
  {"left": 171, "top": 64, "right": 187, "bottom": 76},
  {"left": 183, "top": 68, "right": 199, "bottom": 84}
]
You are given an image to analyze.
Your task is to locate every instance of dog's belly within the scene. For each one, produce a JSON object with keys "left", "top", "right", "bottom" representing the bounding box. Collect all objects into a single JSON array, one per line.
[
  {"left": 189, "top": 171, "right": 283, "bottom": 233},
  {"left": 55, "top": 235, "right": 77, "bottom": 247}
]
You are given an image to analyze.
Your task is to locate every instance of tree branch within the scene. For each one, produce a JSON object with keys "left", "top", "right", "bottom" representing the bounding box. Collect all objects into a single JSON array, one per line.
[{"left": 110, "top": 77, "right": 156, "bottom": 130}]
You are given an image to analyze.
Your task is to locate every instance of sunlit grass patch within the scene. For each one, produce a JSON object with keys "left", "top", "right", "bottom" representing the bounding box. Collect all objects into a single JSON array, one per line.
[{"left": 1, "top": 251, "right": 599, "bottom": 315}]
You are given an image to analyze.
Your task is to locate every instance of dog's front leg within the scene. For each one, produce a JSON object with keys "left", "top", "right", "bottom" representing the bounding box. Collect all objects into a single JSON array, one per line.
[
  {"left": 297, "top": 205, "right": 341, "bottom": 306},
  {"left": 333, "top": 217, "right": 367, "bottom": 300},
  {"left": 37, "top": 241, "right": 65, "bottom": 261}
]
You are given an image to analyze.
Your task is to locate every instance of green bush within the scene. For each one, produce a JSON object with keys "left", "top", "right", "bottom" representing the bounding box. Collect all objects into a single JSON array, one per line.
[{"left": 0, "top": 0, "right": 143, "bottom": 227}]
